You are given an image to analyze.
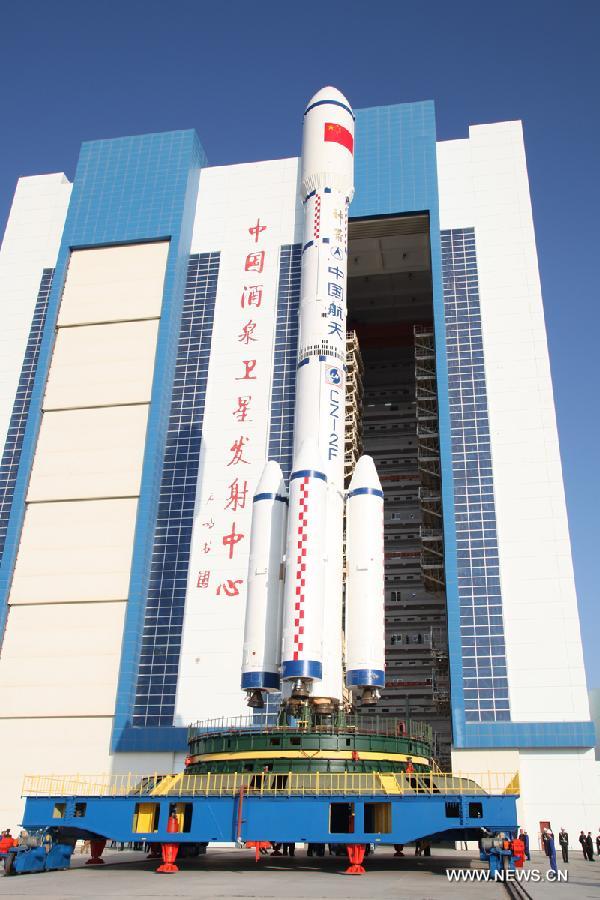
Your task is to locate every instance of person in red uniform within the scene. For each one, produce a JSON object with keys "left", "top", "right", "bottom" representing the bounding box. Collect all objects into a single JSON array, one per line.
[
  {"left": 0, "top": 830, "right": 18, "bottom": 869},
  {"left": 0, "top": 832, "right": 16, "bottom": 853},
  {"left": 512, "top": 835, "right": 525, "bottom": 868}
]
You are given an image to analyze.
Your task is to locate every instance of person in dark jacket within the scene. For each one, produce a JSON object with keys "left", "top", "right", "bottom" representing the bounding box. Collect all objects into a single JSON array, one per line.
[
  {"left": 585, "top": 832, "right": 595, "bottom": 861},
  {"left": 558, "top": 828, "right": 569, "bottom": 863},
  {"left": 596, "top": 832, "right": 600, "bottom": 857},
  {"left": 579, "top": 830, "right": 589, "bottom": 860},
  {"left": 541, "top": 830, "right": 549, "bottom": 856}
]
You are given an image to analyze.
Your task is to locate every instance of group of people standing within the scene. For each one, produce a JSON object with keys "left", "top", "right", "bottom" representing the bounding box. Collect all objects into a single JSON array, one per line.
[
  {"left": 556, "top": 828, "right": 600, "bottom": 863},
  {"left": 515, "top": 825, "right": 600, "bottom": 873},
  {"left": 538, "top": 827, "right": 599, "bottom": 865},
  {"left": 577, "top": 829, "right": 599, "bottom": 861}
]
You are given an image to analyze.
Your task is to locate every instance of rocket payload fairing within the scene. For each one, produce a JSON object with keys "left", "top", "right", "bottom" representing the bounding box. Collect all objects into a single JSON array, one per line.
[{"left": 241, "top": 87, "right": 386, "bottom": 710}]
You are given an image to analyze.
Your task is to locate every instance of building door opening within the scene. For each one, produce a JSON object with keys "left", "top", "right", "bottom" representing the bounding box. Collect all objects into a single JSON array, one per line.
[{"left": 347, "top": 212, "right": 451, "bottom": 766}]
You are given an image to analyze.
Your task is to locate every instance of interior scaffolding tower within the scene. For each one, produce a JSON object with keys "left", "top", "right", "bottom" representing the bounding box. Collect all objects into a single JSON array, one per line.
[
  {"left": 359, "top": 340, "right": 451, "bottom": 766},
  {"left": 414, "top": 324, "right": 450, "bottom": 725},
  {"left": 345, "top": 330, "right": 364, "bottom": 487}
]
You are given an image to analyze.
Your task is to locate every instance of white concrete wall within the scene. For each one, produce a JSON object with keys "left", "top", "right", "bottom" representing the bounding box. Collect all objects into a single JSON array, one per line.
[
  {"left": 453, "top": 747, "right": 600, "bottom": 850},
  {"left": 517, "top": 749, "right": 600, "bottom": 850},
  {"left": 589, "top": 689, "right": 600, "bottom": 759},
  {"left": 0, "top": 173, "right": 71, "bottom": 454},
  {"left": 174, "top": 157, "right": 302, "bottom": 723},
  {"left": 0, "top": 603, "right": 126, "bottom": 716},
  {"left": 440, "top": 123, "right": 600, "bottom": 850},
  {"left": 57, "top": 241, "right": 169, "bottom": 326},
  {"left": 0, "top": 241, "right": 168, "bottom": 829},
  {"left": 27, "top": 405, "right": 149, "bottom": 501},
  {"left": 9, "top": 498, "right": 139, "bottom": 604},
  {"left": 437, "top": 124, "right": 589, "bottom": 723},
  {"left": 43, "top": 319, "right": 159, "bottom": 410}
]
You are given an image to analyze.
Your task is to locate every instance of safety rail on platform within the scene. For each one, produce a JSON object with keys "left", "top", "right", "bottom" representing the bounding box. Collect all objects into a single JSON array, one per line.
[
  {"left": 187, "top": 714, "right": 433, "bottom": 745},
  {"left": 22, "top": 771, "right": 519, "bottom": 799}
]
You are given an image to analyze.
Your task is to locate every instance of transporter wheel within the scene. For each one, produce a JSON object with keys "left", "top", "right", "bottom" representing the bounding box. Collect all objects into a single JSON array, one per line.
[{"left": 178, "top": 843, "right": 204, "bottom": 858}]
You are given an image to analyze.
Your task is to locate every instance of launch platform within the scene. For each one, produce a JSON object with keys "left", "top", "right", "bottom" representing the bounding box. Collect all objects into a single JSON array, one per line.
[
  {"left": 186, "top": 713, "right": 433, "bottom": 773},
  {"left": 16, "top": 714, "right": 519, "bottom": 875}
]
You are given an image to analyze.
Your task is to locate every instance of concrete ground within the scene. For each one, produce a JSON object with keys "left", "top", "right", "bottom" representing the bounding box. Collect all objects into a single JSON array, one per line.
[{"left": 0, "top": 846, "right": 598, "bottom": 899}]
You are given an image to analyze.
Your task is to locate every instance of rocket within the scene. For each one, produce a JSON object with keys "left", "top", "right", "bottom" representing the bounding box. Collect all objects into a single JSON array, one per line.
[
  {"left": 241, "top": 87, "right": 386, "bottom": 710},
  {"left": 241, "top": 461, "right": 288, "bottom": 707},
  {"left": 345, "top": 455, "right": 386, "bottom": 705}
]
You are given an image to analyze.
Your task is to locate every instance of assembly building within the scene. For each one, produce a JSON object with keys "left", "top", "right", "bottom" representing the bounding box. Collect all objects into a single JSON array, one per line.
[{"left": 0, "top": 92, "right": 598, "bottom": 842}]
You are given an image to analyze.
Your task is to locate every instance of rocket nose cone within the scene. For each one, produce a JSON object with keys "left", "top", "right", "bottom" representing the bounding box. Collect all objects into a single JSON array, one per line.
[
  {"left": 292, "top": 438, "right": 327, "bottom": 476},
  {"left": 349, "top": 455, "right": 382, "bottom": 492},
  {"left": 305, "top": 85, "right": 353, "bottom": 113},
  {"left": 255, "top": 459, "right": 285, "bottom": 496}
]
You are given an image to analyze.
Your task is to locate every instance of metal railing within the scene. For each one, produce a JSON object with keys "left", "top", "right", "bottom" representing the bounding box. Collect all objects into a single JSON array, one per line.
[
  {"left": 22, "top": 771, "right": 519, "bottom": 799},
  {"left": 188, "top": 714, "right": 433, "bottom": 745}
]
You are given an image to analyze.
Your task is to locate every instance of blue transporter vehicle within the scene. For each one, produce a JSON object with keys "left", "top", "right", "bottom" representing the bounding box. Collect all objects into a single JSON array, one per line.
[{"left": 18, "top": 715, "right": 519, "bottom": 876}]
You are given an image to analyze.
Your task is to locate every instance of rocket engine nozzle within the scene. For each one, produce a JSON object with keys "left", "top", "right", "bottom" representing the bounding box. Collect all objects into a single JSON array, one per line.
[
  {"left": 246, "top": 689, "right": 265, "bottom": 709},
  {"left": 359, "top": 687, "right": 380, "bottom": 707}
]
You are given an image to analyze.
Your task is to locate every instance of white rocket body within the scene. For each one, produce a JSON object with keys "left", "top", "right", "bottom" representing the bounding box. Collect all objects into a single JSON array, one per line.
[
  {"left": 241, "top": 461, "right": 287, "bottom": 696},
  {"left": 280, "top": 88, "right": 355, "bottom": 700},
  {"left": 240, "top": 88, "right": 385, "bottom": 711},
  {"left": 345, "top": 455, "right": 386, "bottom": 697},
  {"left": 280, "top": 439, "right": 328, "bottom": 682}
]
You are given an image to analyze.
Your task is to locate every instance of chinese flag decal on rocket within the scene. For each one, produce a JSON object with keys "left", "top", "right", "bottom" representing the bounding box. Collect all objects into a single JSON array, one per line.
[{"left": 324, "top": 122, "right": 353, "bottom": 153}]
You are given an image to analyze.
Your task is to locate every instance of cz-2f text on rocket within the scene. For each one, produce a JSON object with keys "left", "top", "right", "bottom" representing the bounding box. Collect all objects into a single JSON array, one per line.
[{"left": 241, "top": 87, "right": 386, "bottom": 714}]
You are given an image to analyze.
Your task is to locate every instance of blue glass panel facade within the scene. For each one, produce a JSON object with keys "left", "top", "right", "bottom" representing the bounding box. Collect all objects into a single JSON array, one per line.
[
  {"left": 353, "top": 102, "right": 439, "bottom": 219},
  {"left": 441, "top": 228, "right": 510, "bottom": 723},
  {"left": 268, "top": 244, "right": 301, "bottom": 480},
  {"left": 132, "top": 252, "right": 219, "bottom": 727},
  {"left": 0, "top": 269, "right": 53, "bottom": 567}
]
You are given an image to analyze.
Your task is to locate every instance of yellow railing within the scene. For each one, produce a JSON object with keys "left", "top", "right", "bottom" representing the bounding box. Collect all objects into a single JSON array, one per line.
[{"left": 22, "top": 771, "right": 519, "bottom": 799}]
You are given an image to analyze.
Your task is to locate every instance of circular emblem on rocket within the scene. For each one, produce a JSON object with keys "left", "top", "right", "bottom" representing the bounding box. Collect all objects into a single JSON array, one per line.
[{"left": 326, "top": 366, "right": 342, "bottom": 386}]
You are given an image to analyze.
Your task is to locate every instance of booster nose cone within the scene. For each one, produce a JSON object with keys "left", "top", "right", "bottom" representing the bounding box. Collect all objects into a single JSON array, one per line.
[
  {"left": 254, "top": 460, "right": 286, "bottom": 497},
  {"left": 348, "top": 455, "right": 382, "bottom": 493}
]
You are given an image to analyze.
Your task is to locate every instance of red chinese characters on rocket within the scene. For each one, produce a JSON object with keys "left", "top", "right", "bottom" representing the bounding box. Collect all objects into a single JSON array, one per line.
[
  {"left": 241, "top": 285, "right": 263, "bottom": 309},
  {"left": 244, "top": 251, "right": 265, "bottom": 274},
  {"left": 238, "top": 319, "right": 257, "bottom": 344},
  {"left": 216, "top": 578, "right": 244, "bottom": 597},
  {"left": 232, "top": 395, "right": 251, "bottom": 422},
  {"left": 197, "top": 570, "right": 210, "bottom": 589},
  {"left": 225, "top": 478, "right": 248, "bottom": 511},
  {"left": 248, "top": 218, "right": 267, "bottom": 243},
  {"left": 227, "top": 436, "right": 250, "bottom": 466},
  {"left": 236, "top": 359, "right": 257, "bottom": 381},
  {"left": 222, "top": 522, "right": 244, "bottom": 560}
]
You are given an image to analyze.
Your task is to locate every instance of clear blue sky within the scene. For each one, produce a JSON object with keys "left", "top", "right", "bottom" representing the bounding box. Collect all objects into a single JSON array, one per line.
[{"left": 1, "top": 1, "right": 599, "bottom": 686}]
